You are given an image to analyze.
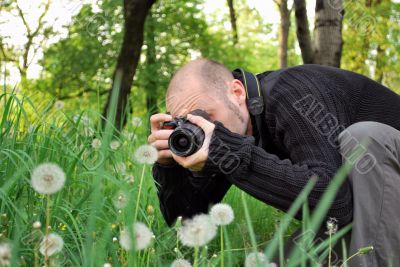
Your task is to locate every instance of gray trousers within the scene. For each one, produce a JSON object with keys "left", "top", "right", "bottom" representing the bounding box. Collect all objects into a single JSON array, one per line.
[
  {"left": 338, "top": 121, "right": 400, "bottom": 267},
  {"left": 279, "top": 121, "right": 400, "bottom": 266}
]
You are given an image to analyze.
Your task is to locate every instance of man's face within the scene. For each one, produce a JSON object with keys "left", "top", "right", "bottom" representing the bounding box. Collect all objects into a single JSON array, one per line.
[{"left": 166, "top": 80, "right": 248, "bottom": 135}]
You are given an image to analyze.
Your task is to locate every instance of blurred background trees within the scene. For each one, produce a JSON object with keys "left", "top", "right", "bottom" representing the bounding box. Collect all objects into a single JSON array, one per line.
[{"left": 1, "top": 0, "right": 399, "bottom": 129}]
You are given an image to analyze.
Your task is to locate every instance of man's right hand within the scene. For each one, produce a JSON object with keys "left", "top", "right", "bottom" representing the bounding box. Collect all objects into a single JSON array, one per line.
[{"left": 148, "top": 113, "right": 175, "bottom": 166}]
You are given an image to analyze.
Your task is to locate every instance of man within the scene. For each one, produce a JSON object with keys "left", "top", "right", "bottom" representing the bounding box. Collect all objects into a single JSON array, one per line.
[{"left": 148, "top": 59, "right": 400, "bottom": 266}]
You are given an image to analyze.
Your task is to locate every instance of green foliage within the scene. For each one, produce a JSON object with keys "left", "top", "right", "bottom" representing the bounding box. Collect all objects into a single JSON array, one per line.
[{"left": 342, "top": 0, "right": 400, "bottom": 92}]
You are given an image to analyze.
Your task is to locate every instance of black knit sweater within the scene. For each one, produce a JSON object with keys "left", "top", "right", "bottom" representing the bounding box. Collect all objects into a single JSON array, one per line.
[{"left": 152, "top": 64, "right": 400, "bottom": 227}]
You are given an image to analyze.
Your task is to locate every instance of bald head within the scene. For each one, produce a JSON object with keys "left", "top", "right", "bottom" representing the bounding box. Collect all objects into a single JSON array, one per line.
[{"left": 166, "top": 59, "right": 234, "bottom": 102}]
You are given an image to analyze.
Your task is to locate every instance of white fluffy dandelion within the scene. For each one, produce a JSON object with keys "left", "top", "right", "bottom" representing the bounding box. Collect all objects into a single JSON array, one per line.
[
  {"left": 103, "top": 263, "right": 112, "bottom": 267},
  {"left": 171, "top": 258, "right": 192, "bottom": 267},
  {"left": 32, "top": 221, "right": 42, "bottom": 229},
  {"left": 209, "top": 203, "right": 234, "bottom": 226},
  {"left": 0, "top": 243, "right": 11, "bottom": 267},
  {"left": 31, "top": 163, "right": 66, "bottom": 194},
  {"left": 115, "top": 162, "right": 127, "bottom": 174},
  {"left": 92, "top": 138, "right": 102, "bottom": 149},
  {"left": 112, "top": 191, "right": 128, "bottom": 210},
  {"left": 178, "top": 214, "right": 217, "bottom": 247},
  {"left": 110, "top": 140, "right": 121, "bottom": 150},
  {"left": 134, "top": 144, "right": 158, "bottom": 164},
  {"left": 119, "top": 222, "right": 153, "bottom": 251},
  {"left": 73, "top": 115, "right": 90, "bottom": 125},
  {"left": 244, "top": 252, "right": 267, "bottom": 267},
  {"left": 124, "top": 174, "right": 135, "bottom": 184},
  {"left": 54, "top": 100, "right": 65, "bottom": 110},
  {"left": 131, "top": 117, "right": 142, "bottom": 127},
  {"left": 28, "top": 124, "right": 36, "bottom": 133},
  {"left": 326, "top": 217, "right": 338, "bottom": 235},
  {"left": 39, "top": 233, "right": 64, "bottom": 257}
]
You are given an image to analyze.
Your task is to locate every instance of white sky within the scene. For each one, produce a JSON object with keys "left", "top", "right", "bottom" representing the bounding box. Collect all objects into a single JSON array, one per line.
[{"left": 0, "top": 0, "right": 316, "bottom": 85}]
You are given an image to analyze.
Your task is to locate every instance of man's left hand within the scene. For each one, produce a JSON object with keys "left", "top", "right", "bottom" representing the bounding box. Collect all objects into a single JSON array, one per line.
[{"left": 172, "top": 114, "right": 215, "bottom": 171}]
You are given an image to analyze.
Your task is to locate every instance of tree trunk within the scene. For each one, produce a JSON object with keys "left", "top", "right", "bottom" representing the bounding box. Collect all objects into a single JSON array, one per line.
[
  {"left": 102, "top": 0, "right": 156, "bottom": 130},
  {"left": 276, "top": 0, "right": 291, "bottom": 68},
  {"left": 227, "top": 0, "right": 239, "bottom": 44},
  {"left": 294, "top": 0, "right": 314, "bottom": 64},
  {"left": 314, "top": 0, "right": 343, "bottom": 67}
]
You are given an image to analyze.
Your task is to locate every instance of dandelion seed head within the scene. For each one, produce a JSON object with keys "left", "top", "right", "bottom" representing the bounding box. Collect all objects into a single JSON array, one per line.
[
  {"left": 54, "top": 100, "right": 65, "bottom": 110},
  {"left": 110, "top": 140, "right": 121, "bottom": 150},
  {"left": 32, "top": 221, "right": 42, "bottom": 229},
  {"left": 119, "top": 222, "right": 153, "bottom": 251},
  {"left": 245, "top": 252, "right": 267, "bottom": 267},
  {"left": 326, "top": 217, "right": 338, "bottom": 235},
  {"left": 112, "top": 191, "right": 128, "bottom": 209},
  {"left": 124, "top": 174, "right": 135, "bottom": 184},
  {"left": 103, "top": 263, "right": 112, "bottom": 267},
  {"left": 131, "top": 117, "right": 142, "bottom": 127},
  {"left": 31, "top": 163, "right": 66, "bottom": 194},
  {"left": 171, "top": 258, "right": 192, "bottom": 267},
  {"left": 28, "top": 124, "right": 36, "bottom": 133},
  {"left": 92, "top": 138, "right": 102, "bottom": 149},
  {"left": 0, "top": 243, "right": 11, "bottom": 267},
  {"left": 83, "top": 127, "right": 94, "bottom": 137},
  {"left": 112, "top": 237, "right": 118, "bottom": 243},
  {"left": 178, "top": 214, "right": 217, "bottom": 247},
  {"left": 210, "top": 203, "right": 234, "bottom": 225},
  {"left": 115, "top": 162, "right": 127, "bottom": 174},
  {"left": 134, "top": 145, "right": 158, "bottom": 164},
  {"left": 39, "top": 233, "right": 64, "bottom": 257}
]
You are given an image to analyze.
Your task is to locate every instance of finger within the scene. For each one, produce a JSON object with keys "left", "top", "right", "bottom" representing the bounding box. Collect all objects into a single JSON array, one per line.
[
  {"left": 186, "top": 114, "right": 214, "bottom": 133},
  {"left": 148, "top": 129, "right": 173, "bottom": 143},
  {"left": 158, "top": 149, "right": 173, "bottom": 159},
  {"left": 151, "top": 140, "right": 169, "bottom": 150},
  {"left": 150, "top": 113, "right": 173, "bottom": 131}
]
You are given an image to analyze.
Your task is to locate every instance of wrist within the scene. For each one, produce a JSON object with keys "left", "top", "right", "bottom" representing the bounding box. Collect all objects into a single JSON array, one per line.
[{"left": 203, "top": 121, "right": 255, "bottom": 174}]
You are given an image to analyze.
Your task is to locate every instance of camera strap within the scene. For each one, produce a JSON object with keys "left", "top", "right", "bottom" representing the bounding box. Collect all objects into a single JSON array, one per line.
[{"left": 233, "top": 68, "right": 265, "bottom": 148}]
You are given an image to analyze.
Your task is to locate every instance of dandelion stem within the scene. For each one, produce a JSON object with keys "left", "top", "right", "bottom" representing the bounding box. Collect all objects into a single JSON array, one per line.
[
  {"left": 220, "top": 226, "right": 224, "bottom": 267},
  {"left": 339, "top": 253, "right": 359, "bottom": 267},
  {"left": 34, "top": 244, "right": 39, "bottom": 267},
  {"left": 193, "top": 246, "right": 199, "bottom": 267},
  {"left": 44, "top": 194, "right": 51, "bottom": 267},
  {"left": 328, "top": 230, "right": 332, "bottom": 267},
  {"left": 134, "top": 165, "right": 146, "bottom": 222}
]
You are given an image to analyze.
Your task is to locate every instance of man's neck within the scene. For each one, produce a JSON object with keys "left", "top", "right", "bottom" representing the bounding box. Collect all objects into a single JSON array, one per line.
[{"left": 245, "top": 116, "right": 253, "bottom": 136}]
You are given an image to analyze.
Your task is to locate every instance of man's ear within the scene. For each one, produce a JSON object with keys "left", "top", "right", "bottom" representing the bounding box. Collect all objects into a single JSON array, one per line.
[{"left": 228, "top": 79, "right": 247, "bottom": 105}]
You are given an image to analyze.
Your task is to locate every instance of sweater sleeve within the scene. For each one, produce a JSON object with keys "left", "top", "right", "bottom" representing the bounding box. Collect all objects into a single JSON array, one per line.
[
  {"left": 202, "top": 122, "right": 353, "bottom": 226},
  {"left": 152, "top": 162, "right": 232, "bottom": 226},
  {"left": 202, "top": 68, "right": 354, "bottom": 227}
]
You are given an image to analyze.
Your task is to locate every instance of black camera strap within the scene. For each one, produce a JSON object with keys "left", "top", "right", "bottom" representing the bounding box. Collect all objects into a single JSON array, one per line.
[{"left": 233, "top": 68, "right": 265, "bottom": 148}]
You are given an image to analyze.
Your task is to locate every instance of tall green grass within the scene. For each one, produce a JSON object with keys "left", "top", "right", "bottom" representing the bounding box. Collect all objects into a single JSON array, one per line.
[{"left": 0, "top": 80, "right": 370, "bottom": 266}]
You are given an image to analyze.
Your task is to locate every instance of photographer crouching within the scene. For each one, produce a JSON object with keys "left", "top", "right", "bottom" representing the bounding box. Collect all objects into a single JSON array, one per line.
[{"left": 147, "top": 59, "right": 400, "bottom": 267}]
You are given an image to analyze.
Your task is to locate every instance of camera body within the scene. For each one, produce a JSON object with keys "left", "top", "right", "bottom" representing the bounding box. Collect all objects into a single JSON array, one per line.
[{"left": 162, "top": 109, "right": 210, "bottom": 157}]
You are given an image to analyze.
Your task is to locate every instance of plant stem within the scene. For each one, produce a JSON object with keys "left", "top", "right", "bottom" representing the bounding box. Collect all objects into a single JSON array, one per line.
[
  {"left": 339, "top": 252, "right": 360, "bottom": 267},
  {"left": 44, "top": 194, "right": 51, "bottom": 267},
  {"left": 328, "top": 230, "right": 332, "bottom": 267},
  {"left": 220, "top": 226, "right": 224, "bottom": 267},
  {"left": 194, "top": 246, "right": 199, "bottom": 267},
  {"left": 134, "top": 165, "right": 146, "bottom": 222}
]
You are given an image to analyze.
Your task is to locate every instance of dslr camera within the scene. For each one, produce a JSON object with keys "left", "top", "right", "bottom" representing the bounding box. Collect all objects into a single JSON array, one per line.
[{"left": 162, "top": 109, "right": 210, "bottom": 157}]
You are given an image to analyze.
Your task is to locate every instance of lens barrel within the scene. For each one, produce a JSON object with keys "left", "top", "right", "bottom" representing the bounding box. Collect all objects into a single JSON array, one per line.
[{"left": 168, "top": 122, "right": 205, "bottom": 157}]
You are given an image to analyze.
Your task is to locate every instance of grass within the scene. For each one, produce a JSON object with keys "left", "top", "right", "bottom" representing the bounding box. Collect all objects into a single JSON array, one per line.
[{"left": 0, "top": 81, "right": 372, "bottom": 266}]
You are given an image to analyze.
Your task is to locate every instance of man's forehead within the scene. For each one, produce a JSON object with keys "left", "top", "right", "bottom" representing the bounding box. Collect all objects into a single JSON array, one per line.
[{"left": 166, "top": 90, "right": 219, "bottom": 116}]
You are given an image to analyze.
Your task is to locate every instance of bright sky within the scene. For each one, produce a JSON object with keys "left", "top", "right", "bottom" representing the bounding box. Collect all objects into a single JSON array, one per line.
[{"left": 0, "top": 0, "right": 315, "bottom": 85}]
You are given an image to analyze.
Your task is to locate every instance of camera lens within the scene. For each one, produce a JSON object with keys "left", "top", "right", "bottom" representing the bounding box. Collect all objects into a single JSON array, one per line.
[{"left": 169, "top": 123, "right": 205, "bottom": 157}]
